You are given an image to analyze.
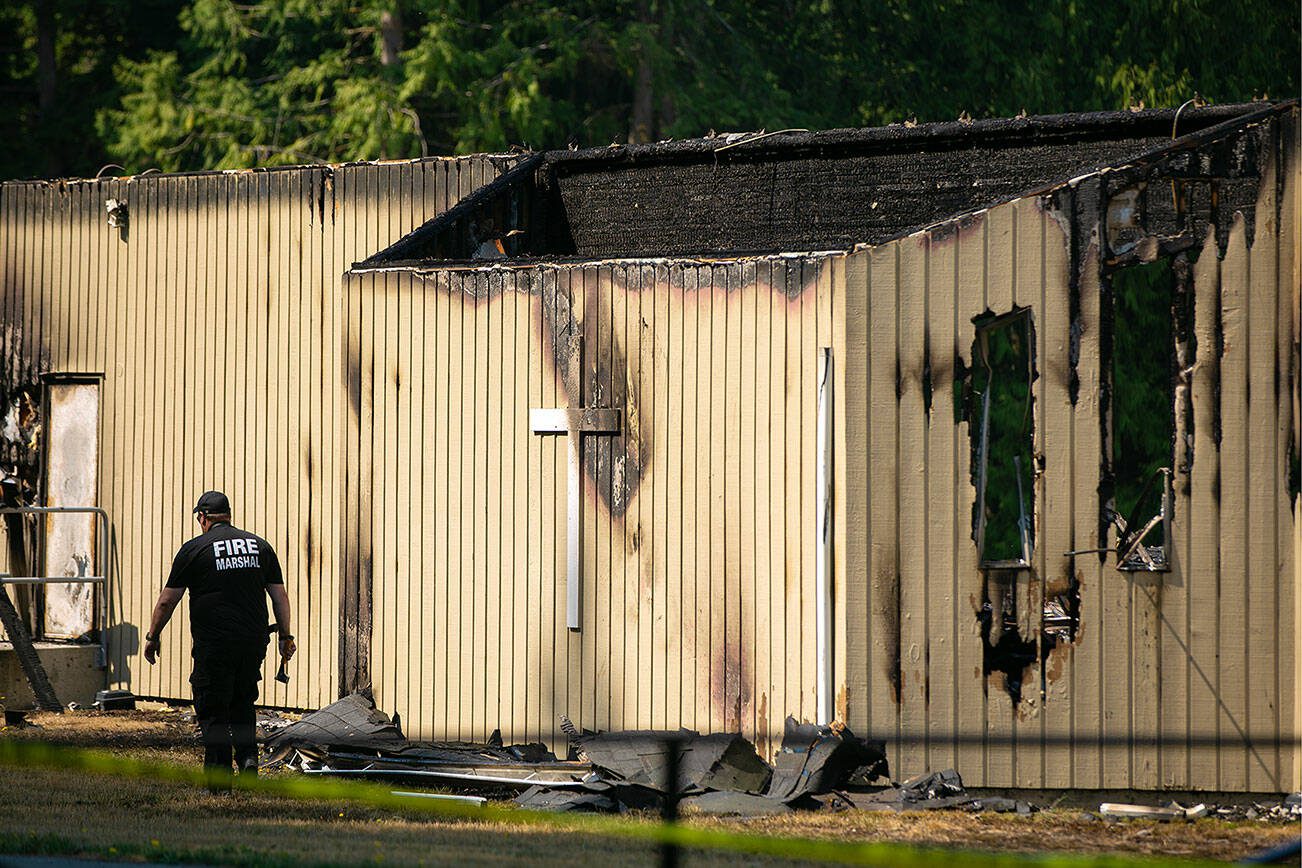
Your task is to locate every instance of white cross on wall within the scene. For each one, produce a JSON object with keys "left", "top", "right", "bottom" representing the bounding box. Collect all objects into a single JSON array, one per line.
[{"left": 530, "top": 339, "right": 621, "bottom": 631}]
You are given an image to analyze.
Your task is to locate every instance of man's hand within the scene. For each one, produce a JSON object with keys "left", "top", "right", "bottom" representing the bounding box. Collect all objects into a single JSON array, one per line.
[
  {"left": 144, "top": 588, "right": 183, "bottom": 665},
  {"left": 267, "top": 584, "right": 294, "bottom": 665}
]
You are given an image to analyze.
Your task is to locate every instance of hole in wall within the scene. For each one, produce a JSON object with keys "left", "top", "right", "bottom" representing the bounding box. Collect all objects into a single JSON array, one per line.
[
  {"left": 1107, "top": 255, "right": 1188, "bottom": 570},
  {"left": 969, "top": 307, "right": 1037, "bottom": 568}
]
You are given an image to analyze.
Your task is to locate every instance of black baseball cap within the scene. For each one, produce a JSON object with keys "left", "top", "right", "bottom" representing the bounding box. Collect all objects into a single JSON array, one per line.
[{"left": 192, "top": 490, "right": 231, "bottom": 515}]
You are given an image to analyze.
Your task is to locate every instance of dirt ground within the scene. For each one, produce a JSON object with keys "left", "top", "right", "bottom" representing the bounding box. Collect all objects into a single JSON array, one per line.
[{"left": 0, "top": 709, "right": 1297, "bottom": 867}]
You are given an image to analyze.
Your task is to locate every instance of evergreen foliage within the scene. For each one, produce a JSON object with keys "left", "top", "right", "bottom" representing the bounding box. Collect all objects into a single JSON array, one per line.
[{"left": 0, "top": 0, "right": 1294, "bottom": 178}]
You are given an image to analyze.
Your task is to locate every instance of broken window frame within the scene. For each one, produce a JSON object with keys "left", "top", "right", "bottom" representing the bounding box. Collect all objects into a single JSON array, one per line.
[
  {"left": 971, "top": 308, "right": 1036, "bottom": 570},
  {"left": 1062, "top": 254, "right": 1180, "bottom": 572},
  {"left": 1110, "top": 466, "right": 1173, "bottom": 571},
  {"left": 1105, "top": 256, "right": 1180, "bottom": 573}
]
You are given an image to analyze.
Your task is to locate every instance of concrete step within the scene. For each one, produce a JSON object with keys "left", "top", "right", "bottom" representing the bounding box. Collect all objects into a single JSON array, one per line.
[{"left": 0, "top": 642, "right": 102, "bottom": 710}]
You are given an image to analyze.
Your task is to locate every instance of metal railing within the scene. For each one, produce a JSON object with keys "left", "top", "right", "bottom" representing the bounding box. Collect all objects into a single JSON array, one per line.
[{"left": 0, "top": 506, "right": 111, "bottom": 671}]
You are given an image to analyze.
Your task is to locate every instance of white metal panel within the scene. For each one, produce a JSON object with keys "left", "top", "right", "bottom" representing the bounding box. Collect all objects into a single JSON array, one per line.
[{"left": 42, "top": 381, "right": 100, "bottom": 638}]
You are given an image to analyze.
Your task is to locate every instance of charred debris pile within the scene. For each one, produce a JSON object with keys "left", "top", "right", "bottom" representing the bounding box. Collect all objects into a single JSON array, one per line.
[{"left": 266, "top": 693, "right": 1034, "bottom": 816}]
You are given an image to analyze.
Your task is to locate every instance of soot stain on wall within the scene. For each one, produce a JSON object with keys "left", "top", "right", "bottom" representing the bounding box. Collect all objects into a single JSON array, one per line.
[
  {"left": 873, "top": 566, "right": 903, "bottom": 704},
  {"left": 711, "top": 622, "right": 752, "bottom": 733},
  {"left": 0, "top": 206, "right": 55, "bottom": 617},
  {"left": 521, "top": 256, "right": 820, "bottom": 520},
  {"left": 531, "top": 269, "right": 646, "bottom": 520},
  {"left": 977, "top": 569, "right": 1037, "bottom": 705}
]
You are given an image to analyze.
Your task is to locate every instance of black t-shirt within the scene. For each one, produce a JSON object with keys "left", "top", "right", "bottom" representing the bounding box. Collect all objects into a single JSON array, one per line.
[{"left": 165, "top": 523, "right": 283, "bottom": 649}]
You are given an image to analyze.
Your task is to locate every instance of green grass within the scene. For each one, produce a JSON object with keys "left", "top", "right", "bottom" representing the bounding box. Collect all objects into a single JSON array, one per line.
[{"left": 0, "top": 729, "right": 1295, "bottom": 867}]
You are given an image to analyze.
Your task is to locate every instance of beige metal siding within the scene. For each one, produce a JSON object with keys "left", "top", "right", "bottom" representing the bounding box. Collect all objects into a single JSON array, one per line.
[
  {"left": 0, "top": 157, "right": 508, "bottom": 707},
  {"left": 345, "top": 259, "right": 841, "bottom": 755},
  {"left": 842, "top": 132, "right": 1298, "bottom": 790},
  {"left": 344, "top": 125, "right": 1297, "bottom": 787},
  {"left": 2, "top": 123, "right": 1294, "bottom": 795}
]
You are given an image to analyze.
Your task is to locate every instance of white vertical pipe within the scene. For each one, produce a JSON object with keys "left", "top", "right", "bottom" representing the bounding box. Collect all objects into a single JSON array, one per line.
[
  {"left": 567, "top": 432, "right": 582, "bottom": 630},
  {"left": 816, "top": 347, "right": 834, "bottom": 725}
]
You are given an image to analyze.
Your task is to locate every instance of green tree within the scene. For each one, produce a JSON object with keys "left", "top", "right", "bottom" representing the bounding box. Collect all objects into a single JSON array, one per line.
[
  {"left": 95, "top": 0, "right": 829, "bottom": 171},
  {"left": 99, "top": 0, "right": 426, "bottom": 170},
  {"left": 2, "top": 0, "right": 1294, "bottom": 177},
  {"left": 0, "top": 0, "right": 182, "bottom": 179}
]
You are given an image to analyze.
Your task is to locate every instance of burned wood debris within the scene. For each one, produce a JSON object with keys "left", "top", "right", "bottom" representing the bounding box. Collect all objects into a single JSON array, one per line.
[
  {"left": 262, "top": 697, "right": 1302, "bottom": 822},
  {"left": 851, "top": 768, "right": 1034, "bottom": 814},
  {"left": 262, "top": 697, "right": 1297, "bottom": 822},
  {"left": 766, "top": 716, "right": 889, "bottom": 801},
  {"left": 268, "top": 694, "right": 584, "bottom": 790},
  {"left": 271, "top": 697, "right": 1011, "bottom": 816},
  {"left": 1094, "top": 796, "right": 1301, "bottom": 825}
]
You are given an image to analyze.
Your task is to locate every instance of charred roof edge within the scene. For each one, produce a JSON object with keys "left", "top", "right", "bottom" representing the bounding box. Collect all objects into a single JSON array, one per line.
[
  {"left": 851, "top": 100, "right": 1297, "bottom": 253},
  {"left": 0, "top": 152, "right": 524, "bottom": 188},
  {"left": 540, "top": 103, "right": 1284, "bottom": 170}
]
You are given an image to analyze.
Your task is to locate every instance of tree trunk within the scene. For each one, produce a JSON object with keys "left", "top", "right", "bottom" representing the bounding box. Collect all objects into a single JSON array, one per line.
[
  {"left": 628, "top": 0, "right": 654, "bottom": 143},
  {"left": 36, "top": 0, "right": 60, "bottom": 176},
  {"left": 380, "top": 8, "right": 403, "bottom": 67},
  {"left": 657, "top": 9, "right": 675, "bottom": 135}
]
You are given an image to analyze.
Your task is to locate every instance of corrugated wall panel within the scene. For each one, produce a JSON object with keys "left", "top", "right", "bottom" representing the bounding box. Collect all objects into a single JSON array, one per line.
[
  {"left": 0, "top": 156, "right": 511, "bottom": 708},
  {"left": 1219, "top": 213, "right": 1252, "bottom": 790},
  {"left": 951, "top": 223, "right": 987, "bottom": 780},
  {"left": 1245, "top": 152, "right": 1283, "bottom": 793},
  {"left": 3, "top": 127, "right": 1294, "bottom": 790},
  {"left": 347, "top": 258, "right": 835, "bottom": 755},
  {"left": 924, "top": 226, "right": 958, "bottom": 777},
  {"left": 840, "top": 122, "right": 1298, "bottom": 788},
  {"left": 1036, "top": 193, "right": 1076, "bottom": 789},
  {"left": 897, "top": 232, "right": 928, "bottom": 778},
  {"left": 1009, "top": 198, "right": 1047, "bottom": 787},
  {"left": 1283, "top": 117, "right": 1300, "bottom": 793},
  {"left": 865, "top": 243, "right": 901, "bottom": 756}
]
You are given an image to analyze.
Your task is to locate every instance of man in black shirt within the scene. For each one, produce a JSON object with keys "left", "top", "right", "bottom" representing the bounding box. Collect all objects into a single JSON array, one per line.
[{"left": 144, "top": 491, "right": 296, "bottom": 779}]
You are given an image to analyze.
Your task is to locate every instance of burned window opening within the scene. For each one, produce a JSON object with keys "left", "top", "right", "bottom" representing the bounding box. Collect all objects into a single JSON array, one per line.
[
  {"left": 981, "top": 577, "right": 1081, "bottom": 708},
  {"left": 1173, "top": 254, "right": 1196, "bottom": 487},
  {"left": 0, "top": 380, "right": 44, "bottom": 640},
  {"left": 1038, "top": 582, "right": 1082, "bottom": 706},
  {"left": 969, "top": 308, "right": 1036, "bottom": 568},
  {"left": 1113, "top": 468, "right": 1173, "bottom": 570},
  {"left": 1108, "top": 257, "right": 1181, "bottom": 571}
]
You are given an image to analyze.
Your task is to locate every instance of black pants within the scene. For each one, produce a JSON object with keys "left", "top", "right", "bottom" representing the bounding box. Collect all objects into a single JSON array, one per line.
[{"left": 190, "top": 642, "right": 267, "bottom": 774}]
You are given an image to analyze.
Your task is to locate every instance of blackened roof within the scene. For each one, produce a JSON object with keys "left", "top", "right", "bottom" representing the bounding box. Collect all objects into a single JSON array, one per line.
[{"left": 360, "top": 102, "right": 1293, "bottom": 267}]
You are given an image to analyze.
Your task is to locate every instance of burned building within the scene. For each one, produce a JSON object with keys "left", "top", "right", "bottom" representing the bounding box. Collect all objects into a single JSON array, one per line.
[{"left": 0, "top": 102, "right": 1297, "bottom": 792}]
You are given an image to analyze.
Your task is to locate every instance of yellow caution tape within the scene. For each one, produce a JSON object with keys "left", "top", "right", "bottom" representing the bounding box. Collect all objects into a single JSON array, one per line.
[{"left": 0, "top": 740, "right": 1242, "bottom": 868}]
